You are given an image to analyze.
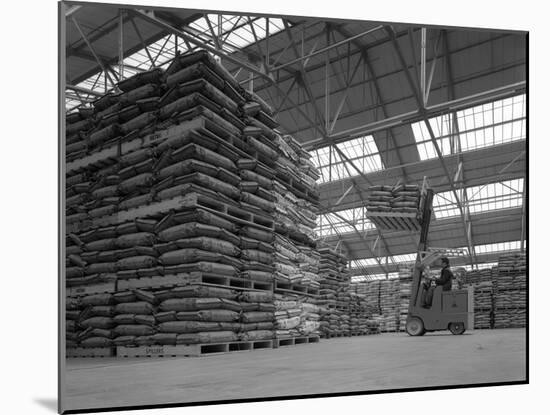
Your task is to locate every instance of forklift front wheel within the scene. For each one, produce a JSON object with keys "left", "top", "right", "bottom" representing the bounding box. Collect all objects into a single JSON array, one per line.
[
  {"left": 449, "top": 322, "right": 466, "bottom": 335},
  {"left": 406, "top": 317, "right": 426, "bottom": 336}
]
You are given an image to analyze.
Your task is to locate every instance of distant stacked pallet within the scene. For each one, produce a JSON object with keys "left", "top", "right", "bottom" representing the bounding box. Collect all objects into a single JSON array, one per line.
[
  {"left": 272, "top": 133, "right": 321, "bottom": 294},
  {"left": 273, "top": 294, "right": 322, "bottom": 342},
  {"left": 493, "top": 253, "right": 526, "bottom": 329},
  {"left": 64, "top": 50, "right": 321, "bottom": 356},
  {"left": 377, "top": 279, "right": 400, "bottom": 332},
  {"left": 348, "top": 293, "right": 379, "bottom": 335},
  {"left": 472, "top": 281, "right": 493, "bottom": 329},
  {"left": 397, "top": 267, "right": 413, "bottom": 331},
  {"left": 365, "top": 183, "right": 423, "bottom": 231},
  {"left": 317, "top": 245, "right": 352, "bottom": 337}
]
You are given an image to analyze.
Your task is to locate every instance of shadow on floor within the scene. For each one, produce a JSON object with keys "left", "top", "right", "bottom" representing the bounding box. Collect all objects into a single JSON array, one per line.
[{"left": 34, "top": 398, "right": 57, "bottom": 413}]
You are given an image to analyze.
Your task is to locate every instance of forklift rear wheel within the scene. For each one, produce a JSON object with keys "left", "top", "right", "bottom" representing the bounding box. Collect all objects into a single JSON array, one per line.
[
  {"left": 449, "top": 322, "right": 466, "bottom": 335},
  {"left": 406, "top": 317, "right": 426, "bottom": 336}
]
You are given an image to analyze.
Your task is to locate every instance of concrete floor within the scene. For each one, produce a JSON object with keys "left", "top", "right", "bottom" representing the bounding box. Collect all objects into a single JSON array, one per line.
[{"left": 63, "top": 329, "right": 526, "bottom": 411}]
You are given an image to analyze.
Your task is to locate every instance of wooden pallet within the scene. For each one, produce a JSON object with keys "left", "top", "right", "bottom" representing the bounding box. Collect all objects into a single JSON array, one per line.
[
  {"left": 66, "top": 118, "right": 207, "bottom": 174},
  {"left": 274, "top": 280, "right": 320, "bottom": 296},
  {"left": 366, "top": 211, "right": 422, "bottom": 232},
  {"left": 321, "top": 333, "right": 350, "bottom": 339},
  {"left": 66, "top": 281, "right": 116, "bottom": 297},
  {"left": 118, "top": 272, "right": 273, "bottom": 292},
  {"left": 116, "top": 340, "right": 274, "bottom": 357},
  {"left": 67, "top": 191, "right": 275, "bottom": 234},
  {"left": 273, "top": 335, "right": 320, "bottom": 348},
  {"left": 66, "top": 347, "right": 115, "bottom": 358}
]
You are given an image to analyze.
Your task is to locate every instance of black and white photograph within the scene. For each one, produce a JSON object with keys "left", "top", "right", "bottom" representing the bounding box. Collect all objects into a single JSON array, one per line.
[{"left": 58, "top": 0, "right": 528, "bottom": 413}]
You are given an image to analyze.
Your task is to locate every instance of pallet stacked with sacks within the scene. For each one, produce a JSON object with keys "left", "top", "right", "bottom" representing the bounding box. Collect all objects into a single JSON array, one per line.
[
  {"left": 270, "top": 133, "right": 322, "bottom": 344},
  {"left": 317, "top": 246, "right": 352, "bottom": 338},
  {"left": 350, "top": 279, "right": 400, "bottom": 332},
  {"left": 365, "top": 183, "right": 423, "bottom": 231},
  {"left": 493, "top": 253, "right": 526, "bottom": 329},
  {"left": 348, "top": 292, "right": 380, "bottom": 335},
  {"left": 397, "top": 266, "right": 413, "bottom": 332},
  {"left": 64, "top": 50, "right": 320, "bottom": 357},
  {"left": 462, "top": 268, "right": 494, "bottom": 329}
]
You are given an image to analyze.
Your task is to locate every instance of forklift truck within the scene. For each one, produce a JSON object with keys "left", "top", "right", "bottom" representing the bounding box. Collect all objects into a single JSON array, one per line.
[{"left": 366, "top": 179, "right": 474, "bottom": 336}]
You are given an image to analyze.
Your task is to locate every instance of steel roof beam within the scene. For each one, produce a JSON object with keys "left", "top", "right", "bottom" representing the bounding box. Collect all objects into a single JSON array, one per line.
[{"left": 303, "top": 81, "right": 526, "bottom": 150}]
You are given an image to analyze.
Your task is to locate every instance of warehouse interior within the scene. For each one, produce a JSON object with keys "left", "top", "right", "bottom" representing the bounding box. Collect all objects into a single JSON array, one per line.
[{"left": 61, "top": 1, "right": 527, "bottom": 412}]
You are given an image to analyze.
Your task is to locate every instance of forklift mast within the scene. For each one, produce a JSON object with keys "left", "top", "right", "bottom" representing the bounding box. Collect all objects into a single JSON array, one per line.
[{"left": 409, "top": 187, "right": 434, "bottom": 311}]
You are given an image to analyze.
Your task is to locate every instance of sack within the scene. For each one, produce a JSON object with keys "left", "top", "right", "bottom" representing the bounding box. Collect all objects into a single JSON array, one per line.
[
  {"left": 114, "top": 324, "right": 155, "bottom": 337},
  {"left": 240, "top": 330, "right": 274, "bottom": 341},
  {"left": 113, "top": 291, "right": 137, "bottom": 303},
  {"left": 241, "top": 249, "right": 272, "bottom": 264},
  {"left": 160, "top": 248, "right": 221, "bottom": 265},
  {"left": 119, "top": 173, "right": 154, "bottom": 194},
  {"left": 158, "top": 321, "right": 241, "bottom": 333},
  {"left": 150, "top": 333, "right": 177, "bottom": 346},
  {"left": 197, "top": 331, "right": 239, "bottom": 343},
  {"left": 89, "top": 306, "right": 115, "bottom": 317},
  {"left": 134, "top": 314, "right": 156, "bottom": 326},
  {"left": 116, "top": 256, "right": 157, "bottom": 270},
  {"left": 239, "top": 291, "right": 274, "bottom": 303},
  {"left": 80, "top": 317, "right": 115, "bottom": 330},
  {"left": 159, "top": 298, "right": 242, "bottom": 312},
  {"left": 86, "top": 262, "right": 117, "bottom": 274},
  {"left": 81, "top": 293, "right": 114, "bottom": 306},
  {"left": 240, "top": 226, "right": 273, "bottom": 243},
  {"left": 115, "top": 302, "right": 155, "bottom": 315},
  {"left": 134, "top": 289, "right": 158, "bottom": 304},
  {"left": 176, "top": 309, "right": 240, "bottom": 322},
  {"left": 241, "top": 312, "right": 274, "bottom": 323},
  {"left": 113, "top": 314, "right": 136, "bottom": 325},
  {"left": 113, "top": 336, "right": 136, "bottom": 346},
  {"left": 174, "top": 237, "right": 240, "bottom": 256},
  {"left": 276, "top": 316, "right": 301, "bottom": 329},
  {"left": 154, "top": 311, "right": 177, "bottom": 323},
  {"left": 115, "top": 232, "right": 156, "bottom": 248}
]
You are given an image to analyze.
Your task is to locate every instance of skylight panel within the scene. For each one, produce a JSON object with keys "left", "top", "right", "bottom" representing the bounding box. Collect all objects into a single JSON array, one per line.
[
  {"left": 411, "top": 94, "right": 526, "bottom": 160},
  {"left": 309, "top": 135, "right": 384, "bottom": 183},
  {"left": 432, "top": 179, "right": 524, "bottom": 219},
  {"left": 475, "top": 241, "right": 522, "bottom": 255}
]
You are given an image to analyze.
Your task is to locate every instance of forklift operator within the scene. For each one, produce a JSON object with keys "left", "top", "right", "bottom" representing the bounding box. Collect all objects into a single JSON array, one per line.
[{"left": 422, "top": 257, "right": 453, "bottom": 307}]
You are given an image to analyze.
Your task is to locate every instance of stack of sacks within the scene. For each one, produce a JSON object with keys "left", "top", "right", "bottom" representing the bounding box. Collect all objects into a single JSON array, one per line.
[
  {"left": 271, "top": 134, "right": 320, "bottom": 288},
  {"left": 497, "top": 253, "right": 526, "bottom": 273},
  {"left": 110, "top": 286, "right": 276, "bottom": 347},
  {"left": 66, "top": 219, "right": 158, "bottom": 292},
  {"left": 348, "top": 293, "right": 374, "bottom": 334},
  {"left": 398, "top": 267, "right": 413, "bottom": 331},
  {"left": 462, "top": 268, "right": 494, "bottom": 285},
  {"left": 472, "top": 281, "right": 493, "bottom": 329},
  {"left": 66, "top": 50, "right": 296, "bottom": 295},
  {"left": 317, "top": 245, "right": 354, "bottom": 336},
  {"left": 66, "top": 293, "right": 117, "bottom": 349},
  {"left": 273, "top": 294, "right": 322, "bottom": 338},
  {"left": 493, "top": 254, "right": 526, "bottom": 329},
  {"left": 365, "top": 183, "right": 421, "bottom": 214},
  {"left": 379, "top": 279, "right": 400, "bottom": 332}
]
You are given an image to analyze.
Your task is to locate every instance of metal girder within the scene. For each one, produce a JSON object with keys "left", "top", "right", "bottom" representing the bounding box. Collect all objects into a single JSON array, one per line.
[
  {"left": 71, "top": 16, "right": 118, "bottom": 88},
  {"left": 422, "top": 119, "right": 476, "bottom": 267},
  {"left": 331, "top": 24, "right": 409, "bottom": 180},
  {"left": 66, "top": 84, "right": 103, "bottom": 97},
  {"left": 520, "top": 177, "right": 527, "bottom": 252},
  {"left": 385, "top": 25, "right": 423, "bottom": 109},
  {"left": 130, "top": 9, "right": 272, "bottom": 81},
  {"left": 321, "top": 204, "right": 391, "bottom": 274},
  {"left": 271, "top": 25, "right": 384, "bottom": 72},
  {"left": 129, "top": 16, "right": 155, "bottom": 66},
  {"left": 304, "top": 81, "right": 526, "bottom": 150}
]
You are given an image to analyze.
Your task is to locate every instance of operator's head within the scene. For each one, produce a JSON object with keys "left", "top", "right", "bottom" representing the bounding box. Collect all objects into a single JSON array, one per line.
[{"left": 441, "top": 257, "right": 450, "bottom": 267}]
